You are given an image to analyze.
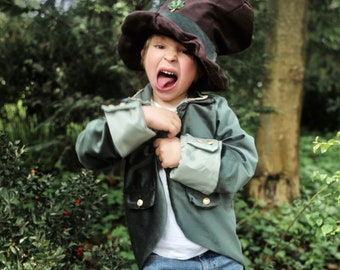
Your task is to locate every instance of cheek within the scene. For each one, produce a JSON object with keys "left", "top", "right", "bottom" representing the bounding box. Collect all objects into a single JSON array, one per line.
[
  {"left": 143, "top": 59, "right": 158, "bottom": 84},
  {"left": 143, "top": 51, "right": 162, "bottom": 77},
  {"left": 184, "top": 62, "right": 198, "bottom": 82},
  {"left": 141, "top": 48, "right": 154, "bottom": 69}
]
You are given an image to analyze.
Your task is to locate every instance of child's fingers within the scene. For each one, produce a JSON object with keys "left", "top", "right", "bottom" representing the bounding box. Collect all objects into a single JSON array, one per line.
[{"left": 143, "top": 106, "right": 181, "bottom": 136}]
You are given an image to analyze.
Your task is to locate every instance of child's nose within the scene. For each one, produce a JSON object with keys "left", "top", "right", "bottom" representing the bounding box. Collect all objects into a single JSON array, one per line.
[{"left": 164, "top": 49, "right": 177, "bottom": 62}]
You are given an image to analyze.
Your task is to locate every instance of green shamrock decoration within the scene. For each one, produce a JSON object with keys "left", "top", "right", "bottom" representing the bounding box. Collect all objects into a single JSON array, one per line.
[{"left": 168, "top": 0, "right": 185, "bottom": 12}]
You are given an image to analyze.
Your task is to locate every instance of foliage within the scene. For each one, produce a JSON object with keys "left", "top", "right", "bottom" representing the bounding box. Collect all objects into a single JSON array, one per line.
[
  {"left": 0, "top": 98, "right": 99, "bottom": 171},
  {"left": 302, "top": 0, "right": 340, "bottom": 131},
  {"left": 0, "top": 132, "right": 137, "bottom": 269},
  {"left": 312, "top": 132, "right": 340, "bottom": 231},
  {"left": 0, "top": 100, "right": 48, "bottom": 144},
  {"left": 237, "top": 198, "right": 339, "bottom": 270},
  {"left": 0, "top": 0, "right": 146, "bottom": 170},
  {"left": 313, "top": 131, "right": 340, "bottom": 154},
  {"left": 237, "top": 132, "right": 339, "bottom": 269}
]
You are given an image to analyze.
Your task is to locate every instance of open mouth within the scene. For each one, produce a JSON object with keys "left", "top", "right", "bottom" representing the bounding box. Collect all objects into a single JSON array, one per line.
[{"left": 157, "top": 70, "right": 178, "bottom": 90}]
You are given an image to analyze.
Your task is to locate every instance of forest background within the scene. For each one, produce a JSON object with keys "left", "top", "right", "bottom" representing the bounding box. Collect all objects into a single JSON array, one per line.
[{"left": 0, "top": 0, "right": 339, "bottom": 269}]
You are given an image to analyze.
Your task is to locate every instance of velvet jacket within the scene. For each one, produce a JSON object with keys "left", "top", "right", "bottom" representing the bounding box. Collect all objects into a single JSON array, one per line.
[{"left": 75, "top": 84, "right": 258, "bottom": 269}]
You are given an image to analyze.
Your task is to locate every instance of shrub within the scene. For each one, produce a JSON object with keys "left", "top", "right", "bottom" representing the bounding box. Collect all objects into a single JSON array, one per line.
[
  {"left": 237, "top": 132, "right": 340, "bottom": 269},
  {"left": 0, "top": 132, "right": 136, "bottom": 269}
]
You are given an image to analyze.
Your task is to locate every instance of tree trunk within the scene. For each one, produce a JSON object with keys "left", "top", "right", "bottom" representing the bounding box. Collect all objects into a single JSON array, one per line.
[{"left": 249, "top": 0, "right": 307, "bottom": 205}]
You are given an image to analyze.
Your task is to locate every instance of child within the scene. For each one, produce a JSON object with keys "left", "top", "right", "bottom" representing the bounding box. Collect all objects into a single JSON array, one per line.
[{"left": 76, "top": 0, "right": 258, "bottom": 269}]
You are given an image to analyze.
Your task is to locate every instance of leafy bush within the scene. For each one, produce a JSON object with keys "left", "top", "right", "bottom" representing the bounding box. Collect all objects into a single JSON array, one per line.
[
  {"left": 0, "top": 132, "right": 136, "bottom": 269},
  {"left": 237, "top": 132, "right": 339, "bottom": 269}
]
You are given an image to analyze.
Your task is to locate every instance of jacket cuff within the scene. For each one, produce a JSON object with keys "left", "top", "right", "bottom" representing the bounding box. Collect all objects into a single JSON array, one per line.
[
  {"left": 170, "top": 134, "right": 221, "bottom": 195},
  {"left": 102, "top": 102, "right": 156, "bottom": 157}
]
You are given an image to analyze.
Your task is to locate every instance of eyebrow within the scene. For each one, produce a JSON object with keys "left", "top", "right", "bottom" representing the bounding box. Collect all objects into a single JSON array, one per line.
[{"left": 151, "top": 36, "right": 186, "bottom": 50}]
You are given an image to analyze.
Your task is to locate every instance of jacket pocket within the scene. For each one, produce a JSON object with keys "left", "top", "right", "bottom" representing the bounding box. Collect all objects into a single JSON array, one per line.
[
  {"left": 125, "top": 188, "right": 155, "bottom": 209},
  {"left": 186, "top": 187, "right": 220, "bottom": 209},
  {"left": 124, "top": 143, "right": 157, "bottom": 210}
]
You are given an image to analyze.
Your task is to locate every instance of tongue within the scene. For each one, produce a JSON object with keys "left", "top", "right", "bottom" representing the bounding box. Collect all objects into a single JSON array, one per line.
[{"left": 157, "top": 74, "right": 176, "bottom": 89}]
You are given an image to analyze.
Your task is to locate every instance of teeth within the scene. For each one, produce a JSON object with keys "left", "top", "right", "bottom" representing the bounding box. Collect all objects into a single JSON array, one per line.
[{"left": 161, "top": 70, "right": 175, "bottom": 76}]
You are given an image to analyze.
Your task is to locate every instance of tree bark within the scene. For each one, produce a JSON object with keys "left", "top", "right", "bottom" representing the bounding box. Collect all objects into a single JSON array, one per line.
[{"left": 249, "top": 0, "right": 307, "bottom": 205}]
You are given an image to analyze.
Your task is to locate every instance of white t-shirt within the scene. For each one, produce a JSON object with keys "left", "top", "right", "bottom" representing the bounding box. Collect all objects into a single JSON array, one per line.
[{"left": 152, "top": 101, "right": 208, "bottom": 259}]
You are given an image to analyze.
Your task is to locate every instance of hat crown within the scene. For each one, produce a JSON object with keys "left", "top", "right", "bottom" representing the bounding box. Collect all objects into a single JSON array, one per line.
[
  {"left": 159, "top": 0, "right": 254, "bottom": 55},
  {"left": 117, "top": 0, "right": 254, "bottom": 91}
]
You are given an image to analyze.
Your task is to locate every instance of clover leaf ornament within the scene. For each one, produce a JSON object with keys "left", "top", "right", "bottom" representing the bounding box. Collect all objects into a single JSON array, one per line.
[{"left": 168, "top": 0, "right": 185, "bottom": 12}]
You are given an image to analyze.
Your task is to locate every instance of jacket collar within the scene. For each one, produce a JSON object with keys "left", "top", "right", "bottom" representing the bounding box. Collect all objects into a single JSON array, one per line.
[{"left": 126, "top": 84, "right": 213, "bottom": 105}]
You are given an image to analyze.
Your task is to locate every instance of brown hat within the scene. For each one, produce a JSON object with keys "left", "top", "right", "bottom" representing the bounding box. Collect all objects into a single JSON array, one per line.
[{"left": 118, "top": 0, "right": 254, "bottom": 91}]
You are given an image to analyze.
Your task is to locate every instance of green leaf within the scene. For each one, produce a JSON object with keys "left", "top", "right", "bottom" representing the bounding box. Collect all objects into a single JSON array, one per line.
[
  {"left": 320, "top": 143, "right": 330, "bottom": 153},
  {"left": 168, "top": 0, "right": 185, "bottom": 12},
  {"left": 321, "top": 224, "right": 334, "bottom": 236},
  {"left": 315, "top": 218, "right": 323, "bottom": 226},
  {"left": 313, "top": 143, "right": 320, "bottom": 153},
  {"left": 19, "top": 236, "right": 28, "bottom": 244},
  {"left": 9, "top": 245, "right": 17, "bottom": 255},
  {"left": 276, "top": 250, "right": 286, "bottom": 259}
]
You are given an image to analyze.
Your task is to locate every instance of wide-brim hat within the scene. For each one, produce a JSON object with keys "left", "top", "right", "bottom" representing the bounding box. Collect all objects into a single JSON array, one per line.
[{"left": 118, "top": 0, "right": 254, "bottom": 92}]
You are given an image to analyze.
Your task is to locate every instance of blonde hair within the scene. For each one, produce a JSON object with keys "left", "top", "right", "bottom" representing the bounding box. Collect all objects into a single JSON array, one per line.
[{"left": 140, "top": 36, "right": 153, "bottom": 67}]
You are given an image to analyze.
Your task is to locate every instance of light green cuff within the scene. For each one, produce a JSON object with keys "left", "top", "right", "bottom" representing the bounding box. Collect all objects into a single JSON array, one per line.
[
  {"left": 170, "top": 134, "right": 221, "bottom": 195},
  {"left": 102, "top": 102, "right": 156, "bottom": 157}
]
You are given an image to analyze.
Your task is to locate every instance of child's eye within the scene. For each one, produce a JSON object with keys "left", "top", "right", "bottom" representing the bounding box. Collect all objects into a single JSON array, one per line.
[
  {"left": 155, "top": 44, "right": 165, "bottom": 49},
  {"left": 179, "top": 48, "right": 189, "bottom": 54}
]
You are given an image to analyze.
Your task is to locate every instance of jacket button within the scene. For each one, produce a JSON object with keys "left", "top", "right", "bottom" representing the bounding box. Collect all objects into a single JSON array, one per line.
[
  {"left": 203, "top": 197, "right": 211, "bottom": 205},
  {"left": 136, "top": 199, "right": 143, "bottom": 207},
  {"left": 207, "top": 140, "right": 214, "bottom": 145}
]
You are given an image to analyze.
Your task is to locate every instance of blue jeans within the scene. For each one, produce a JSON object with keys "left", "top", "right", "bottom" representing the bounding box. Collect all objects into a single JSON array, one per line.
[{"left": 143, "top": 250, "right": 244, "bottom": 270}]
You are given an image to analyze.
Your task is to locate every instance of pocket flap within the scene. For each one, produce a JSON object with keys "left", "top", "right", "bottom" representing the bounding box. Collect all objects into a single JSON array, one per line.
[
  {"left": 186, "top": 187, "right": 220, "bottom": 209},
  {"left": 125, "top": 188, "right": 155, "bottom": 210},
  {"left": 186, "top": 137, "right": 219, "bottom": 153}
]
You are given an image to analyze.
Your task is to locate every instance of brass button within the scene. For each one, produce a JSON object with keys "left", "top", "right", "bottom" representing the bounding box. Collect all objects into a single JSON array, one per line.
[
  {"left": 136, "top": 199, "right": 143, "bottom": 207},
  {"left": 207, "top": 140, "right": 214, "bottom": 145},
  {"left": 203, "top": 197, "right": 211, "bottom": 205},
  {"left": 197, "top": 139, "right": 202, "bottom": 143}
]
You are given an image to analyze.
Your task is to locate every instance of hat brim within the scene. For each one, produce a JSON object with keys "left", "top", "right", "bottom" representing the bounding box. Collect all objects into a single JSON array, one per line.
[{"left": 118, "top": 11, "right": 229, "bottom": 92}]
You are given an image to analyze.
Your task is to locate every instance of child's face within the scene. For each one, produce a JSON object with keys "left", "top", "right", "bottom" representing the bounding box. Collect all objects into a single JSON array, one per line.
[{"left": 141, "top": 35, "right": 198, "bottom": 108}]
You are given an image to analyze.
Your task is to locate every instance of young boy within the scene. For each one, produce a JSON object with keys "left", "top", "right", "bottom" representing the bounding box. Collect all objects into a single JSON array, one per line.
[{"left": 76, "top": 0, "right": 258, "bottom": 269}]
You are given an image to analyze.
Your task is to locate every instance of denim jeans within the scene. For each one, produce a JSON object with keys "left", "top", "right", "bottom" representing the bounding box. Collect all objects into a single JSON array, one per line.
[{"left": 143, "top": 250, "right": 243, "bottom": 270}]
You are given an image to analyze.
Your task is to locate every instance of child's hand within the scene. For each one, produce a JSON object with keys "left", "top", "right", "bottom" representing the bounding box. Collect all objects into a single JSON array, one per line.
[
  {"left": 142, "top": 106, "right": 181, "bottom": 138},
  {"left": 153, "top": 137, "right": 181, "bottom": 168}
]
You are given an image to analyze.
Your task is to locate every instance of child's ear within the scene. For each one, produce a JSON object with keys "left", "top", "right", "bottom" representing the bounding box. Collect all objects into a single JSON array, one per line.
[{"left": 140, "top": 50, "right": 145, "bottom": 67}]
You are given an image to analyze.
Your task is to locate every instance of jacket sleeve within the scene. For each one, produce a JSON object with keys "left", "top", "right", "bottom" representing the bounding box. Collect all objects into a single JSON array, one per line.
[
  {"left": 75, "top": 101, "right": 156, "bottom": 170},
  {"left": 170, "top": 97, "right": 258, "bottom": 194}
]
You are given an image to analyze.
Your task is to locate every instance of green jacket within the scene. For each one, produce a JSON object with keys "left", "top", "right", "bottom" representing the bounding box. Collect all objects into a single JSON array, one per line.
[{"left": 75, "top": 85, "right": 258, "bottom": 269}]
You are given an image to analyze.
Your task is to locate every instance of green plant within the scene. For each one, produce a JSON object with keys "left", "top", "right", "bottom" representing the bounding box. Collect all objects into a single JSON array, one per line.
[
  {"left": 311, "top": 132, "right": 340, "bottom": 236},
  {"left": 237, "top": 132, "right": 340, "bottom": 269},
  {"left": 0, "top": 132, "right": 66, "bottom": 269},
  {"left": 0, "top": 132, "right": 136, "bottom": 269}
]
